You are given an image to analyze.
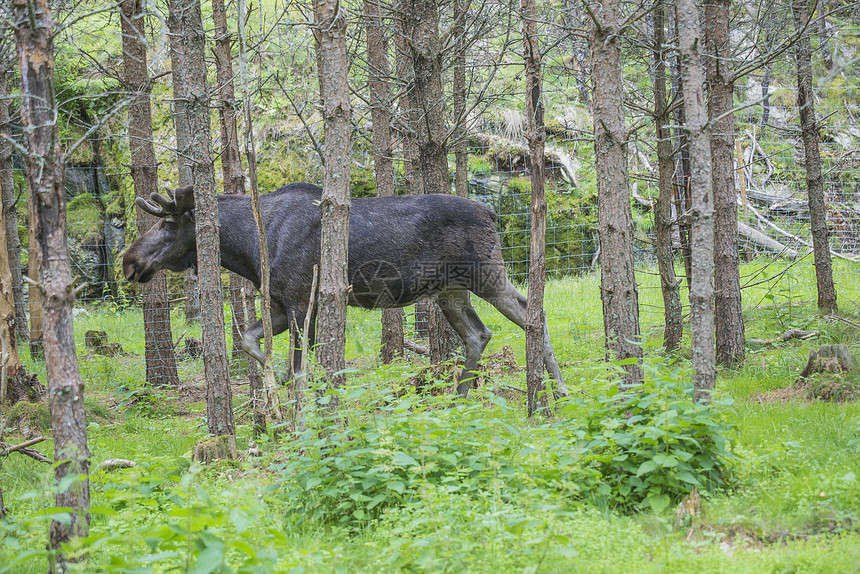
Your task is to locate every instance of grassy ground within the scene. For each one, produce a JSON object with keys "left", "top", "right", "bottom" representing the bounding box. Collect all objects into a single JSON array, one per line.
[{"left": 1, "top": 259, "right": 859, "bottom": 573}]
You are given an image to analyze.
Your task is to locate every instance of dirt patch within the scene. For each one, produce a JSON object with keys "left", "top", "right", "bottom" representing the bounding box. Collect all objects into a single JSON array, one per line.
[{"left": 750, "top": 376, "right": 859, "bottom": 404}]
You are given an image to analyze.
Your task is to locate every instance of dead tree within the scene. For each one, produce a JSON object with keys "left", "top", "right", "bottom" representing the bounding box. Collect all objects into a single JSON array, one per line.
[
  {"left": 169, "top": 0, "right": 236, "bottom": 448},
  {"left": 586, "top": 0, "right": 643, "bottom": 387},
  {"left": 652, "top": 0, "right": 682, "bottom": 352},
  {"left": 678, "top": 0, "right": 716, "bottom": 400},
  {"left": 705, "top": 0, "right": 744, "bottom": 365},
  {"left": 314, "top": 0, "right": 352, "bottom": 398},
  {"left": 0, "top": 61, "right": 26, "bottom": 343},
  {"left": 365, "top": 0, "right": 405, "bottom": 363},
  {"left": 792, "top": 0, "right": 837, "bottom": 312},
  {"left": 522, "top": 0, "right": 549, "bottom": 415},
  {"left": 11, "top": 0, "right": 90, "bottom": 564},
  {"left": 669, "top": 7, "right": 692, "bottom": 289},
  {"left": 120, "top": 0, "right": 180, "bottom": 388}
]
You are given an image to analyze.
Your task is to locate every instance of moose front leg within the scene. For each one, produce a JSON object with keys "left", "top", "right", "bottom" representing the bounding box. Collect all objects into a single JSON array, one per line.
[{"left": 240, "top": 308, "right": 292, "bottom": 364}]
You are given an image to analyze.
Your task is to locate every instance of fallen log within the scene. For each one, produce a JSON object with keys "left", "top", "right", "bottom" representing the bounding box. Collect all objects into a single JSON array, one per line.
[{"left": 738, "top": 221, "right": 799, "bottom": 259}]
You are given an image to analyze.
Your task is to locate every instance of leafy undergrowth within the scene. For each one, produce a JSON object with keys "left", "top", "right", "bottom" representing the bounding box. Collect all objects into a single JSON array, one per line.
[{"left": 3, "top": 263, "right": 860, "bottom": 572}]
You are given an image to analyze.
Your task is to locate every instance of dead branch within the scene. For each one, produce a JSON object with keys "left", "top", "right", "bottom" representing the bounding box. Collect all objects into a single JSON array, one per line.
[
  {"left": 404, "top": 340, "right": 430, "bottom": 355},
  {"left": 1, "top": 436, "right": 45, "bottom": 455},
  {"left": 748, "top": 329, "right": 819, "bottom": 347}
]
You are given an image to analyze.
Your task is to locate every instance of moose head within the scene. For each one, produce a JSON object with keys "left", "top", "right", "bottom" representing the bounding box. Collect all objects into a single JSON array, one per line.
[{"left": 123, "top": 186, "right": 198, "bottom": 283}]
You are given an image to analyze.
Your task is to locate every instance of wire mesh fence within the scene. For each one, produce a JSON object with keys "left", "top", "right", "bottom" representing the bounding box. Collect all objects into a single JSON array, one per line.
[{"left": 5, "top": 17, "right": 859, "bottom": 383}]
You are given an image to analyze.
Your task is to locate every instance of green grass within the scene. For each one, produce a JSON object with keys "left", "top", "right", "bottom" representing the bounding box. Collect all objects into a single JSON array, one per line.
[{"left": 2, "top": 259, "right": 860, "bottom": 572}]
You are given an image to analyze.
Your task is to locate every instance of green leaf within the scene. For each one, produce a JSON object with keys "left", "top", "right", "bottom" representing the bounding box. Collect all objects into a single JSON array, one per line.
[
  {"left": 392, "top": 452, "right": 419, "bottom": 467},
  {"left": 645, "top": 493, "right": 671, "bottom": 514},
  {"left": 653, "top": 454, "right": 678, "bottom": 468},
  {"left": 190, "top": 546, "right": 224, "bottom": 574},
  {"left": 636, "top": 460, "right": 659, "bottom": 476}
]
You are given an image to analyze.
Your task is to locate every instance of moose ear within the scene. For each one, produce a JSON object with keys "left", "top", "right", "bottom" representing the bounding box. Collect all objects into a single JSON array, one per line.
[{"left": 172, "top": 185, "right": 196, "bottom": 215}]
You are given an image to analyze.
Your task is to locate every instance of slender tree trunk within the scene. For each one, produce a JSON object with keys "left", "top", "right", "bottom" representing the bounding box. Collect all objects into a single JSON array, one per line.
[
  {"left": 792, "top": 0, "right": 837, "bottom": 312},
  {"left": 366, "top": 0, "right": 404, "bottom": 363},
  {"left": 170, "top": 0, "right": 236, "bottom": 443},
  {"left": 453, "top": 0, "right": 469, "bottom": 199},
  {"left": 705, "top": 0, "right": 744, "bottom": 364},
  {"left": 0, "top": 71, "right": 26, "bottom": 343},
  {"left": 167, "top": 2, "right": 200, "bottom": 324},
  {"left": 238, "top": 0, "right": 274, "bottom": 432},
  {"left": 407, "top": 0, "right": 459, "bottom": 362},
  {"left": 121, "top": 0, "right": 181, "bottom": 388},
  {"left": 522, "top": 0, "right": 549, "bottom": 416},
  {"left": 314, "top": 0, "right": 352, "bottom": 398},
  {"left": 27, "top": 218, "right": 42, "bottom": 359},
  {"left": 586, "top": 0, "right": 642, "bottom": 387},
  {"left": 12, "top": 0, "right": 90, "bottom": 567},
  {"left": 652, "top": 0, "right": 683, "bottom": 352},
  {"left": 0, "top": 140, "right": 39, "bottom": 406},
  {"left": 212, "top": 0, "right": 253, "bottom": 365},
  {"left": 395, "top": 3, "right": 428, "bottom": 338},
  {"left": 669, "top": 7, "right": 692, "bottom": 289},
  {"left": 678, "top": 0, "right": 716, "bottom": 400}
]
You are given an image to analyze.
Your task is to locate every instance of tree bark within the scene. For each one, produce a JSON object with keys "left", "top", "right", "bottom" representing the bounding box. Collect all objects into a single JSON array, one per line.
[
  {"left": 120, "top": 0, "right": 181, "bottom": 388},
  {"left": 0, "top": 70, "right": 26, "bottom": 343},
  {"left": 522, "top": 0, "right": 549, "bottom": 416},
  {"left": 586, "top": 0, "right": 642, "bottom": 387},
  {"left": 238, "top": 0, "right": 273, "bottom": 433},
  {"left": 705, "top": 0, "right": 744, "bottom": 365},
  {"left": 314, "top": 0, "right": 352, "bottom": 397},
  {"left": 453, "top": 0, "right": 469, "bottom": 199},
  {"left": 669, "top": 7, "right": 692, "bottom": 289},
  {"left": 678, "top": 0, "right": 716, "bottom": 400},
  {"left": 169, "top": 0, "right": 236, "bottom": 442},
  {"left": 366, "top": 0, "right": 404, "bottom": 363},
  {"left": 652, "top": 0, "right": 683, "bottom": 352},
  {"left": 11, "top": 0, "right": 90, "bottom": 566},
  {"left": 27, "top": 222, "right": 43, "bottom": 359},
  {"left": 212, "top": 0, "right": 254, "bottom": 366},
  {"left": 792, "top": 0, "right": 837, "bottom": 313},
  {"left": 167, "top": 1, "right": 200, "bottom": 324},
  {"left": 407, "top": 0, "right": 459, "bottom": 362}
]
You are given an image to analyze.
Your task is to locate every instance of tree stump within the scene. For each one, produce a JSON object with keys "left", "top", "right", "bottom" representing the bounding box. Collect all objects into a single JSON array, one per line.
[
  {"left": 799, "top": 344, "right": 858, "bottom": 379},
  {"left": 192, "top": 435, "right": 238, "bottom": 463}
]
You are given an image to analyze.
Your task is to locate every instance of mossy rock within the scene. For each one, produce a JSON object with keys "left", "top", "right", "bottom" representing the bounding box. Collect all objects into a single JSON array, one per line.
[{"left": 6, "top": 398, "right": 115, "bottom": 436}]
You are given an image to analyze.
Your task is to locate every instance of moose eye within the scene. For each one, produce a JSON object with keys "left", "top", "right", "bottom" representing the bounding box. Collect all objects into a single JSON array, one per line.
[{"left": 163, "top": 219, "right": 176, "bottom": 230}]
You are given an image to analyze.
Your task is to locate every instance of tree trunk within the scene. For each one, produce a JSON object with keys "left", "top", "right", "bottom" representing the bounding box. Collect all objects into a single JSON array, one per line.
[
  {"left": 407, "top": 0, "right": 459, "bottom": 362},
  {"left": 792, "top": 0, "right": 837, "bottom": 313},
  {"left": 652, "top": 0, "right": 683, "bottom": 352},
  {"left": 167, "top": 1, "right": 200, "bottom": 325},
  {"left": 212, "top": 0, "right": 254, "bottom": 366},
  {"left": 669, "top": 7, "right": 692, "bottom": 289},
  {"left": 0, "top": 71, "right": 26, "bottom": 343},
  {"left": 12, "top": 0, "right": 90, "bottom": 566},
  {"left": 586, "top": 0, "right": 642, "bottom": 387},
  {"left": 453, "top": 0, "right": 469, "bottom": 199},
  {"left": 169, "top": 0, "right": 236, "bottom": 444},
  {"left": 678, "top": 0, "right": 716, "bottom": 400},
  {"left": 522, "top": 0, "right": 549, "bottom": 416},
  {"left": 705, "top": 0, "right": 744, "bottom": 365},
  {"left": 120, "top": 0, "right": 181, "bottom": 388},
  {"left": 27, "top": 224, "right": 43, "bottom": 359},
  {"left": 238, "top": 0, "right": 273, "bottom": 433},
  {"left": 366, "top": 0, "right": 404, "bottom": 363},
  {"left": 394, "top": 1, "right": 428, "bottom": 338},
  {"left": 314, "top": 0, "right": 352, "bottom": 398}
]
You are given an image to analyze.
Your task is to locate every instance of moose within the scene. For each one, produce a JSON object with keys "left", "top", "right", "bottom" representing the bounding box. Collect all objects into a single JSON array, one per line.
[{"left": 123, "top": 183, "right": 568, "bottom": 398}]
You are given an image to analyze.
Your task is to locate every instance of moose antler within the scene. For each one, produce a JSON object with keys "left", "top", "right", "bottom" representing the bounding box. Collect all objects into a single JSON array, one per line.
[{"left": 135, "top": 186, "right": 195, "bottom": 217}]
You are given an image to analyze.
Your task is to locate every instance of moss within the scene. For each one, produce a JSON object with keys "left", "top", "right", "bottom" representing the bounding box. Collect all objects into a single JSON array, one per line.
[
  {"left": 6, "top": 401, "right": 51, "bottom": 435},
  {"left": 67, "top": 194, "right": 103, "bottom": 243}
]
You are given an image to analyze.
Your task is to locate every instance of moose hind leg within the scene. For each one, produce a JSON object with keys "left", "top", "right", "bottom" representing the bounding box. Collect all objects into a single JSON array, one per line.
[
  {"left": 240, "top": 308, "right": 291, "bottom": 365},
  {"left": 483, "top": 280, "right": 568, "bottom": 397},
  {"left": 438, "top": 290, "right": 492, "bottom": 398}
]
